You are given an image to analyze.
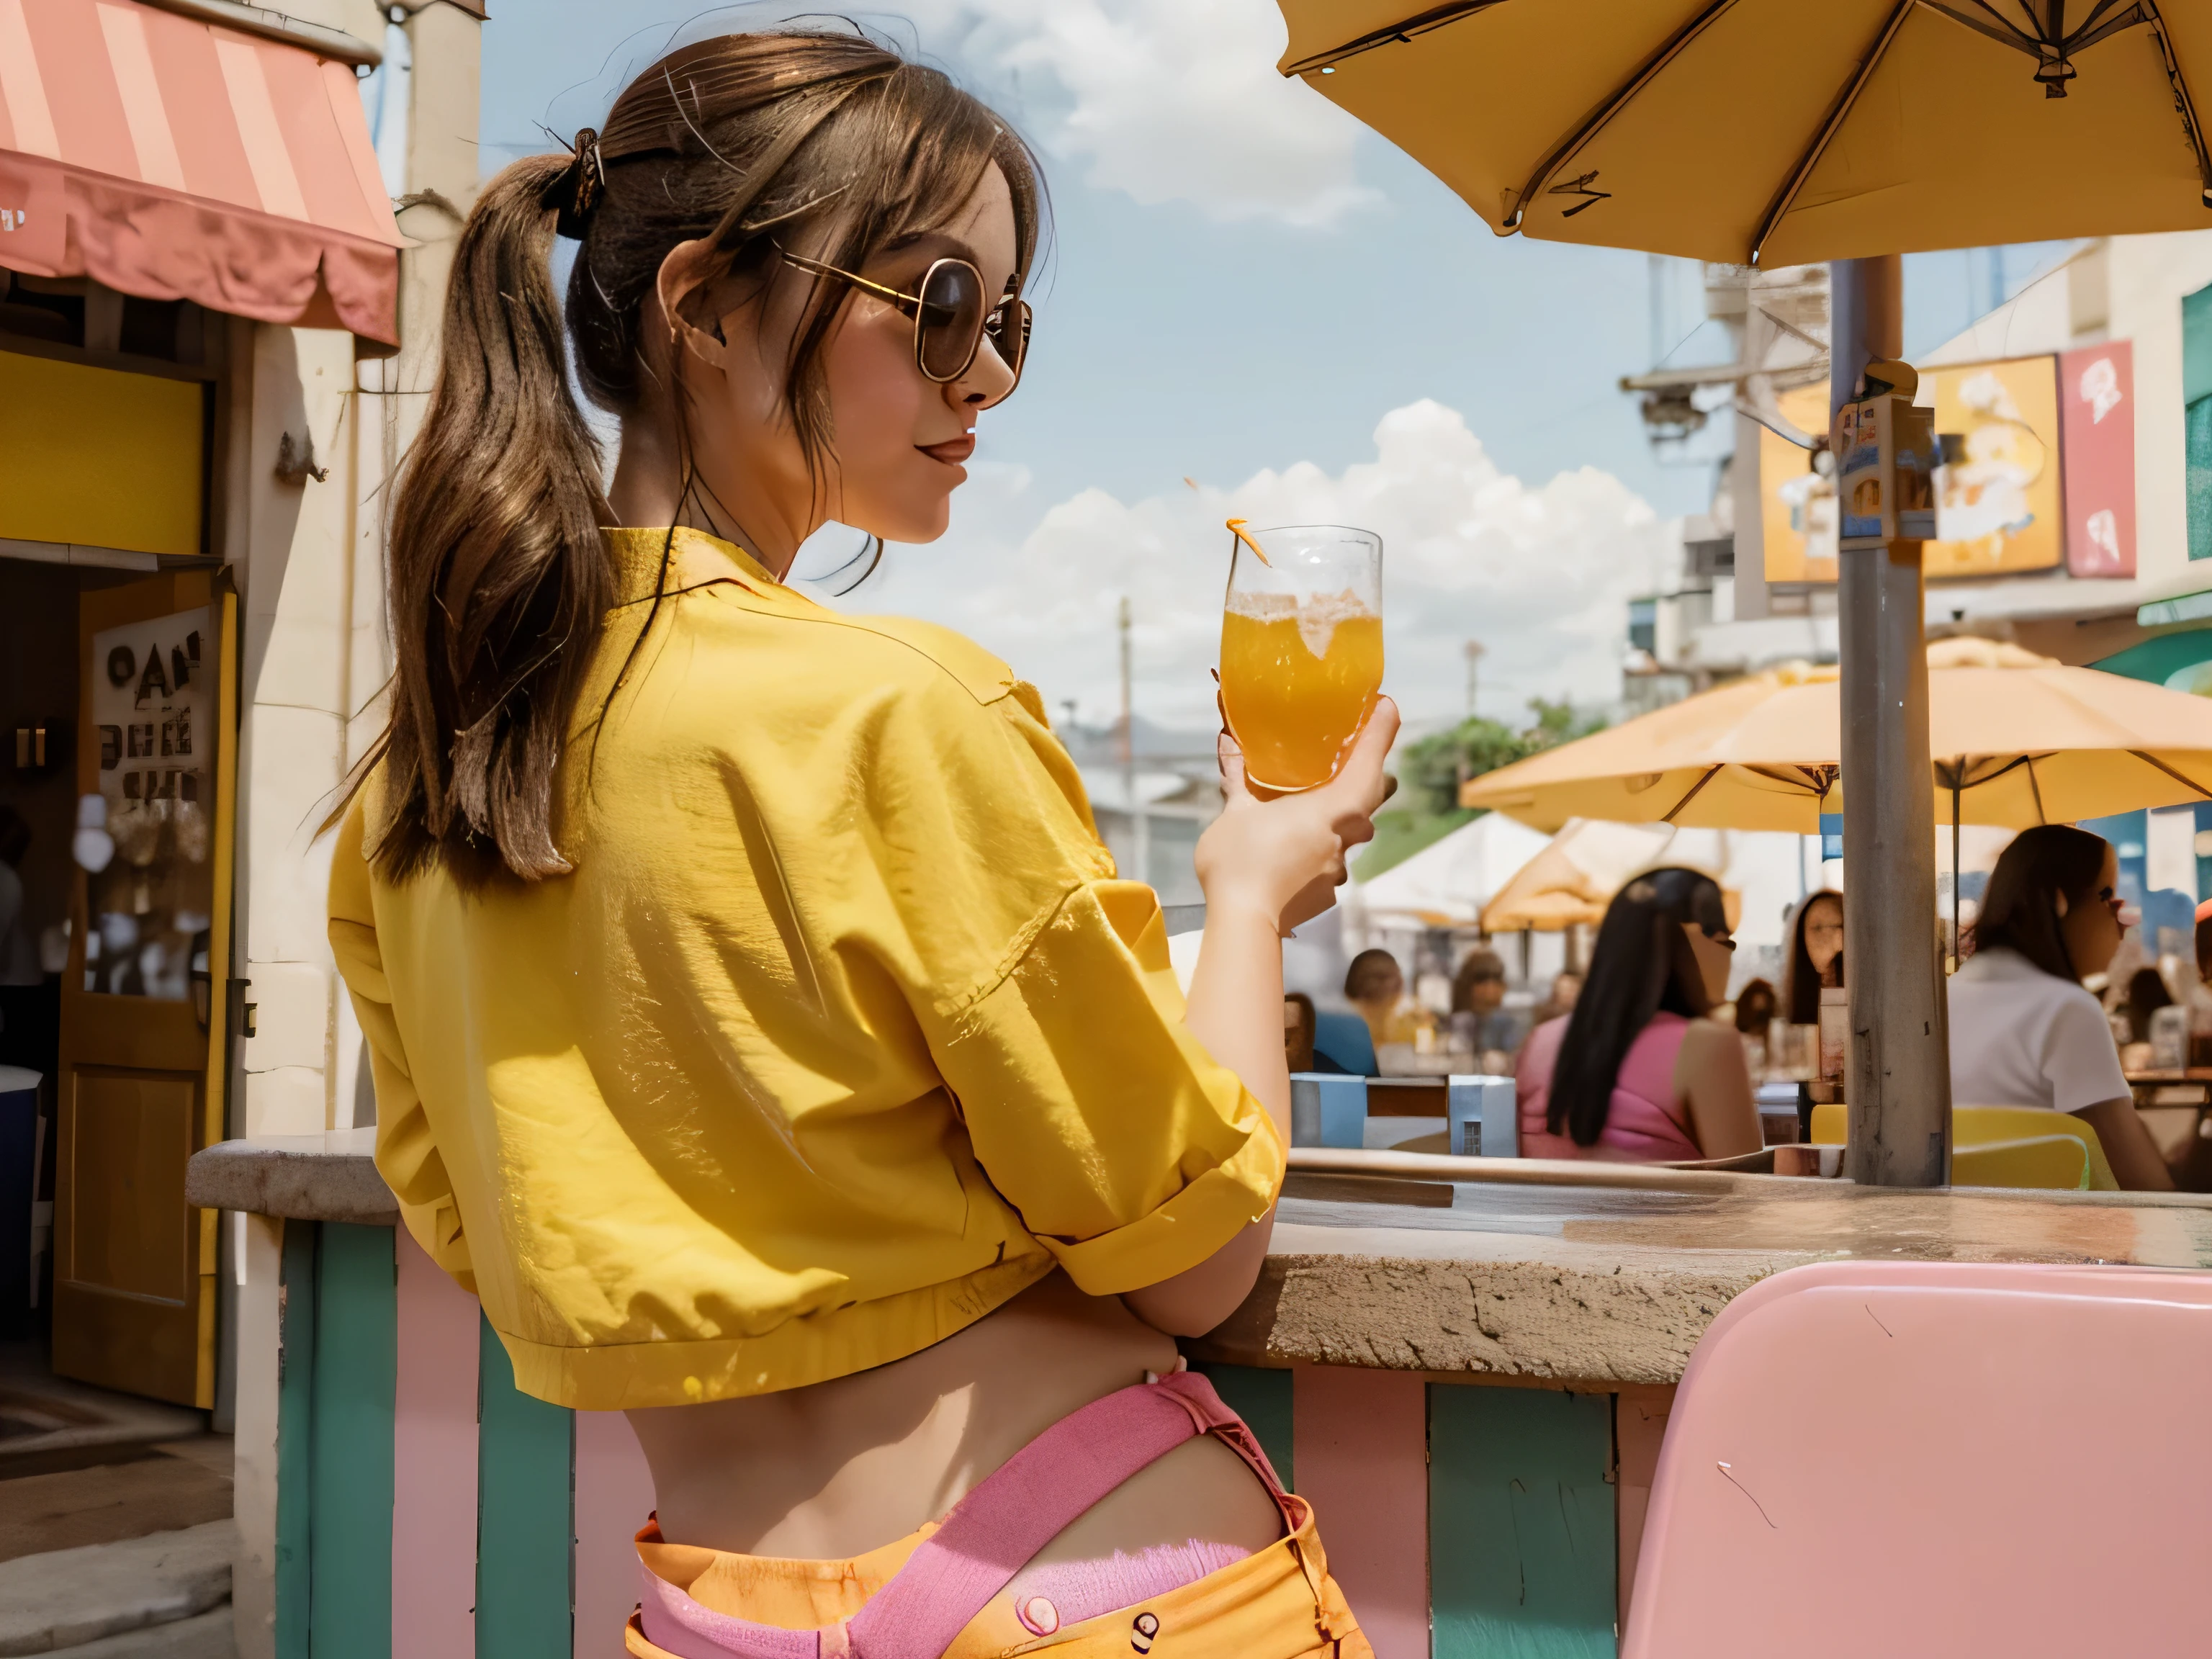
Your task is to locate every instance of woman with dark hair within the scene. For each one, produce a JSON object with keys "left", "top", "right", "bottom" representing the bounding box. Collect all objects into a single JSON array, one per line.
[
  {"left": 1733, "top": 977, "right": 1779, "bottom": 1038},
  {"left": 1344, "top": 946, "right": 1407, "bottom": 1046},
  {"left": 1781, "top": 889, "right": 1843, "bottom": 1026},
  {"left": 325, "top": 30, "right": 1391, "bottom": 1653},
  {"left": 1516, "top": 868, "right": 1760, "bottom": 1162},
  {"left": 2123, "top": 966, "right": 2175, "bottom": 1044},
  {"left": 1950, "top": 825, "right": 2173, "bottom": 1190}
]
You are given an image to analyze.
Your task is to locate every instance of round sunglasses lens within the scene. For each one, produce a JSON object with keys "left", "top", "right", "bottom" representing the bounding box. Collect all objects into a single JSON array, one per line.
[{"left": 917, "top": 261, "right": 985, "bottom": 379}]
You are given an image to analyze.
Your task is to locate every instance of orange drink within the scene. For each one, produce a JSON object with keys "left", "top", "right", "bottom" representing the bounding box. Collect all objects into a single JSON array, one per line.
[{"left": 1217, "top": 523, "right": 1384, "bottom": 792}]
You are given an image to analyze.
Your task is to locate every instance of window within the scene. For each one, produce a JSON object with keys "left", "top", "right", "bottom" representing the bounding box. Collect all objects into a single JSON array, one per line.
[{"left": 1627, "top": 597, "right": 1657, "bottom": 655}]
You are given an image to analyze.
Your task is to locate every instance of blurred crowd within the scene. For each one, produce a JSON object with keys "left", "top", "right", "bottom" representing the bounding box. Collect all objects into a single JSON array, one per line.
[{"left": 1287, "top": 824, "right": 2203, "bottom": 1191}]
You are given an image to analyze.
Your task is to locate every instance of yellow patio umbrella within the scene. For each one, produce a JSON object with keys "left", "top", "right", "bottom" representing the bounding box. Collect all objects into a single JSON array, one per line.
[
  {"left": 1478, "top": 819, "right": 1743, "bottom": 933},
  {"left": 1478, "top": 848, "right": 1611, "bottom": 934},
  {"left": 1272, "top": 1, "right": 2212, "bottom": 266},
  {"left": 1462, "top": 638, "right": 2212, "bottom": 832}
]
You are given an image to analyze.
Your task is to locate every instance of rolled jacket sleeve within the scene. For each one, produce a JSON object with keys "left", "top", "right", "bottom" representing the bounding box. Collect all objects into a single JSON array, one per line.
[{"left": 927, "top": 878, "right": 1285, "bottom": 1298}]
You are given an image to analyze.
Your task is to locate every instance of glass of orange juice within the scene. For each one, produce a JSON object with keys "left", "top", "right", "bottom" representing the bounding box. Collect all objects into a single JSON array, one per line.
[{"left": 1218, "top": 522, "right": 1383, "bottom": 792}]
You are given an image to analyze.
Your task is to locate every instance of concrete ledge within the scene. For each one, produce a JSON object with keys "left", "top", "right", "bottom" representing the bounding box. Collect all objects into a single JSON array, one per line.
[
  {"left": 184, "top": 1130, "right": 397, "bottom": 1224},
  {"left": 1188, "top": 1155, "right": 2212, "bottom": 1385},
  {"left": 0, "top": 1521, "right": 232, "bottom": 1657},
  {"left": 43, "top": 1608, "right": 232, "bottom": 1659}
]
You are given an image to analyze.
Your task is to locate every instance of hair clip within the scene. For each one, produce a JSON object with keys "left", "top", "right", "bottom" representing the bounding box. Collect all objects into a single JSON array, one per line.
[{"left": 544, "top": 127, "right": 606, "bottom": 240}]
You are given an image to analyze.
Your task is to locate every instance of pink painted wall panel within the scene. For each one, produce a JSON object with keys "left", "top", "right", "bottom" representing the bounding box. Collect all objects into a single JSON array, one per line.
[
  {"left": 573, "top": 1409, "right": 657, "bottom": 1658},
  {"left": 1292, "top": 1366, "right": 1429, "bottom": 1659},
  {"left": 392, "top": 1226, "right": 481, "bottom": 1659},
  {"left": 1613, "top": 1385, "right": 1673, "bottom": 1632}
]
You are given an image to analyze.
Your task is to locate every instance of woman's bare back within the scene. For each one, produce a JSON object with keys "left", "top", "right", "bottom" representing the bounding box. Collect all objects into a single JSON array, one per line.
[{"left": 626, "top": 1272, "right": 1285, "bottom": 1570}]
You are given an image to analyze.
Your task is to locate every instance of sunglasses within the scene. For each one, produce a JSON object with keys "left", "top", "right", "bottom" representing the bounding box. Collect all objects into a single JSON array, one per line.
[{"left": 777, "top": 247, "right": 1030, "bottom": 400}]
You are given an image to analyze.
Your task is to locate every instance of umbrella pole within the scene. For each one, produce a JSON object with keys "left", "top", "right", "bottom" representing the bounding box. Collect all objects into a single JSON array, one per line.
[
  {"left": 1951, "top": 783, "right": 1962, "bottom": 974},
  {"left": 1835, "top": 254, "right": 1952, "bottom": 1189}
]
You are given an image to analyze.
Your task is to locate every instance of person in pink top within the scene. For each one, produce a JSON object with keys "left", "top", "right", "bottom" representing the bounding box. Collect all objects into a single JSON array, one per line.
[{"left": 1519, "top": 866, "right": 1761, "bottom": 1163}]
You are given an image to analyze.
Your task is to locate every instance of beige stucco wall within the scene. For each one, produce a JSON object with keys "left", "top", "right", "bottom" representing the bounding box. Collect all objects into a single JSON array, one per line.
[
  {"left": 225, "top": 9, "right": 482, "bottom": 1657},
  {"left": 1920, "top": 232, "right": 2212, "bottom": 619}
]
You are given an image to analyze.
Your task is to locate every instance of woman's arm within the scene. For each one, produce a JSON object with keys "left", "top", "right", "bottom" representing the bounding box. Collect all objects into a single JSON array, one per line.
[
  {"left": 2069, "top": 1097, "right": 2176, "bottom": 1191},
  {"left": 1121, "top": 703, "right": 1398, "bottom": 1335},
  {"left": 1676, "top": 1019, "right": 1762, "bottom": 1160}
]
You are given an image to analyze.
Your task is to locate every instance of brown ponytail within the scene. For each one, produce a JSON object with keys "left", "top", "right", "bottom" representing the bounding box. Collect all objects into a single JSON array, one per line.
[
  {"left": 374, "top": 153, "right": 611, "bottom": 884},
  {"left": 346, "top": 30, "right": 1044, "bottom": 886}
]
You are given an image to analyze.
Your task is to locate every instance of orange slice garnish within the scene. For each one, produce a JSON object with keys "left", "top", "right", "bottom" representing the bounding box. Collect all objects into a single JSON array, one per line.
[{"left": 1225, "top": 518, "right": 1272, "bottom": 567}]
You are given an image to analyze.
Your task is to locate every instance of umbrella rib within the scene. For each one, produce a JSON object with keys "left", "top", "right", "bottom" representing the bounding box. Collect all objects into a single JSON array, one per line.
[
  {"left": 2130, "top": 748, "right": 2212, "bottom": 799},
  {"left": 1748, "top": 0, "right": 1917, "bottom": 266},
  {"left": 2027, "top": 755, "right": 2048, "bottom": 825},
  {"left": 1660, "top": 765, "right": 1723, "bottom": 824},
  {"left": 1920, "top": 0, "right": 2043, "bottom": 54},
  {"left": 1501, "top": 0, "right": 1743, "bottom": 233},
  {"left": 1277, "top": 0, "right": 1503, "bottom": 76},
  {"left": 2141, "top": 3, "right": 2212, "bottom": 201}
]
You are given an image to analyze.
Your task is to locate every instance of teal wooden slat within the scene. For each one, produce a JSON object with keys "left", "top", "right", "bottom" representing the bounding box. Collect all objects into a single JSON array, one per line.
[
  {"left": 273, "top": 1222, "right": 318, "bottom": 1659},
  {"left": 308, "top": 1223, "right": 397, "bottom": 1659},
  {"left": 477, "top": 1313, "right": 575, "bottom": 1659},
  {"left": 1430, "top": 1386, "right": 1617, "bottom": 1659},
  {"left": 1195, "top": 1362, "right": 1294, "bottom": 1491}
]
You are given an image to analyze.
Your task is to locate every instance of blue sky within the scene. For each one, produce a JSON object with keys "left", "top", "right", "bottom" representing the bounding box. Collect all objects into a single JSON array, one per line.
[{"left": 469, "top": 1, "right": 2061, "bottom": 732}]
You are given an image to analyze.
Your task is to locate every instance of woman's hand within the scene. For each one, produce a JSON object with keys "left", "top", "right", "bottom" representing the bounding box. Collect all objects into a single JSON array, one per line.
[{"left": 1194, "top": 699, "right": 1401, "bottom": 934}]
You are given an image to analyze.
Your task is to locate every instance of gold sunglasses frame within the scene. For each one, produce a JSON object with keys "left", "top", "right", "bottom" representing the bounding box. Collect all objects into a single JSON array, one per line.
[{"left": 776, "top": 247, "right": 1030, "bottom": 397}]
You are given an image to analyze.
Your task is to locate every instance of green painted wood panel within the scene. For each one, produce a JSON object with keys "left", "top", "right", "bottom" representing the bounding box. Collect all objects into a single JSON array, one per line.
[
  {"left": 477, "top": 1313, "right": 575, "bottom": 1659},
  {"left": 1430, "top": 1386, "right": 1617, "bottom": 1659},
  {"left": 308, "top": 1223, "right": 397, "bottom": 1659},
  {"left": 273, "top": 1221, "right": 318, "bottom": 1659},
  {"left": 1195, "top": 1362, "right": 1294, "bottom": 1491}
]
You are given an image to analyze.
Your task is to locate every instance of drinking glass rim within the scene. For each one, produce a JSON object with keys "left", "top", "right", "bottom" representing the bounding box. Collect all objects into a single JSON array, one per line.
[{"left": 1233, "top": 522, "right": 1382, "bottom": 544}]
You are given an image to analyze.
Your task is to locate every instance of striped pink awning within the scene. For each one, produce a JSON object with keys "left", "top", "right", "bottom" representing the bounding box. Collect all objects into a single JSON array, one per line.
[{"left": 0, "top": 0, "right": 403, "bottom": 346}]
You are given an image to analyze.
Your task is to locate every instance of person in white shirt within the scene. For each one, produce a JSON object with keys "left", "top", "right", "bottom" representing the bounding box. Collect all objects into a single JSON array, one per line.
[{"left": 1949, "top": 824, "right": 2174, "bottom": 1190}]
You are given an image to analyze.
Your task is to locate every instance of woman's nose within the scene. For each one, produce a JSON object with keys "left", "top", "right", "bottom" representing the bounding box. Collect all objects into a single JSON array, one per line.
[{"left": 955, "top": 334, "right": 1018, "bottom": 408}]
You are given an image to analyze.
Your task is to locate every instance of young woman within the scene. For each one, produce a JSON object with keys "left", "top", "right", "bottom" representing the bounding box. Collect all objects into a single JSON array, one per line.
[
  {"left": 1781, "top": 889, "right": 1843, "bottom": 1026},
  {"left": 1516, "top": 867, "right": 1759, "bottom": 1163},
  {"left": 325, "top": 32, "right": 1393, "bottom": 1658},
  {"left": 1341, "top": 948, "right": 1406, "bottom": 1047},
  {"left": 1950, "top": 826, "right": 2174, "bottom": 1190}
]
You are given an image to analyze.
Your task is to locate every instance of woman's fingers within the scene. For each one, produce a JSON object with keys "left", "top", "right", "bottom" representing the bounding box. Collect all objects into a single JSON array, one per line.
[
  {"left": 1217, "top": 729, "right": 1254, "bottom": 806},
  {"left": 1308, "top": 701, "right": 1398, "bottom": 824}
]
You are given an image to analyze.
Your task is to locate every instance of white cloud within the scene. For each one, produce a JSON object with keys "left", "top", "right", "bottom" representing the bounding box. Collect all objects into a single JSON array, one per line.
[
  {"left": 825, "top": 399, "right": 1673, "bottom": 733},
  {"left": 898, "top": 0, "right": 1377, "bottom": 228}
]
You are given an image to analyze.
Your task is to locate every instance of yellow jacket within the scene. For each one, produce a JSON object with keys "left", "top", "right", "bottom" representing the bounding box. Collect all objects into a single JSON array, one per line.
[{"left": 328, "top": 529, "right": 1282, "bottom": 1409}]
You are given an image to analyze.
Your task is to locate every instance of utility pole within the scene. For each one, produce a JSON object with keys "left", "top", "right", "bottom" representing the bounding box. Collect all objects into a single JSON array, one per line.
[
  {"left": 1118, "top": 597, "right": 1148, "bottom": 888},
  {"left": 1464, "top": 639, "right": 1485, "bottom": 720},
  {"left": 1833, "top": 254, "right": 1950, "bottom": 1188}
]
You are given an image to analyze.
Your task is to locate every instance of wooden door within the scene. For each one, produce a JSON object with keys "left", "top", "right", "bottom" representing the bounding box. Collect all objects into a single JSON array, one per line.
[{"left": 53, "top": 570, "right": 238, "bottom": 1406}]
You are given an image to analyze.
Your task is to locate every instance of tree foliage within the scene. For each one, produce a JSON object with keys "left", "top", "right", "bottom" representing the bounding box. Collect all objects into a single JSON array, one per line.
[
  {"left": 1355, "top": 698, "right": 1606, "bottom": 879},
  {"left": 1398, "top": 698, "right": 1607, "bottom": 817}
]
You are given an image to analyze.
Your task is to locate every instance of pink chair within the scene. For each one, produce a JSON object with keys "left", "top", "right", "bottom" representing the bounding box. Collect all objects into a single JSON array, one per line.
[{"left": 1624, "top": 1260, "right": 2212, "bottom": 1657}]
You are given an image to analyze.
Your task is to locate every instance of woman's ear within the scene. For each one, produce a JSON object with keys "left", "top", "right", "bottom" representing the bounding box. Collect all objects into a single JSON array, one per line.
[
  {"left": 2054, "top": 889, "right": 2071, "bottom": 920},
  {"left": 656, "top": 238, "right": 731, "bottom": 371}
]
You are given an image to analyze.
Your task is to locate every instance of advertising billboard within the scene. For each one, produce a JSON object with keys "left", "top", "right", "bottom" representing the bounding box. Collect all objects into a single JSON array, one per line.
[
  {"left": 1759, "top": 382, "right": 1836, "bottom": 585},
  {"left": 1763, "top": 356, "right": 2091, "bottom": 584},
  {"left": 1922, "top": 356, "right": 2062, "bottom": 579},
  {"left": 2058, "top": 340, "right": 2136, "bottom": 578}
]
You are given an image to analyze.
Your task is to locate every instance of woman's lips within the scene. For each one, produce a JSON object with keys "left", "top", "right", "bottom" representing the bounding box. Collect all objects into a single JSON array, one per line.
[{"left": 918, "top": 433, "right": 975, "bottom": 466}]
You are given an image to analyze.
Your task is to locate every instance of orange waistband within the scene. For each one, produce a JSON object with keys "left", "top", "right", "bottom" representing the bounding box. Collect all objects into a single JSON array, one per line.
[{"left": 624, "top": 1500, "right": 1370, "bottom": 1659}]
